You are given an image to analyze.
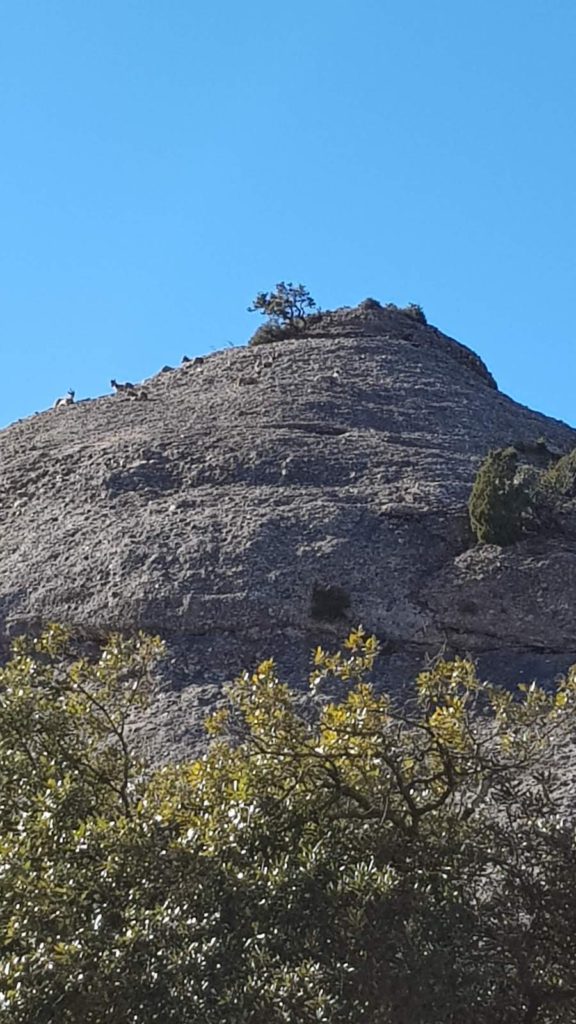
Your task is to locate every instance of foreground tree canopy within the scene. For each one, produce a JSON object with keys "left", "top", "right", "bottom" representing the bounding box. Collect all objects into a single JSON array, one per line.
[{"left": 1, "top": 627, "right": 575, "bottom": 1023}]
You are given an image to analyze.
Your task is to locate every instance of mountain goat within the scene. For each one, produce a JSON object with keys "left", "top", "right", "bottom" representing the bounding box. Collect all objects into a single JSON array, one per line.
[{"left": 53, "top": 389, "right": 75, "bottom": 408}]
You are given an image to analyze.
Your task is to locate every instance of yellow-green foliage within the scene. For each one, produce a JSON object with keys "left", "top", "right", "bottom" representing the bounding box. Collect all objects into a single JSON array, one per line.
[
  {"left": 468, "top": 446, "right": 531, "bottom": 545},
  {"left": 1, "top": 627, "right": 576, "bottom": 1023},
  {"left": 542, "top": 448, "right": 576, "bottom": 498}
]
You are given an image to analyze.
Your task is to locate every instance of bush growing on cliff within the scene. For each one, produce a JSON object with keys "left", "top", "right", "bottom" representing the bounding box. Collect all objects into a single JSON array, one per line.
[
  {"left": 248, "top": 320, "right": 292, "bottom": 346},
  {"left": 468, "top": 447, "right": 532, "bottom": 545},
  {"left": 542, "top": 448, "right": 576, "bottom": 498},
  {"left": 1, "top": 627, "right": 576, "bottom": 1023},
  {"left": 380, "top": 301, "right": 428, "bottom": 324},
  {"left": 399, "top": 302, "right": 427, "bottom": 324}
]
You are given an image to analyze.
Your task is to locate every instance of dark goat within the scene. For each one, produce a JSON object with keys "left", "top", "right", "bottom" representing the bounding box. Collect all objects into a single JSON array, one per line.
[{"left": 110, "top": 379, "right": 136, "bottom": 394}]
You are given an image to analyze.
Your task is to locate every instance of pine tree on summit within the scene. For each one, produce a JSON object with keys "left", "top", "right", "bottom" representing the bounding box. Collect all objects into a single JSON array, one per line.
[{"left": 248, "top": 281, "right": 317, "bottom": 326}]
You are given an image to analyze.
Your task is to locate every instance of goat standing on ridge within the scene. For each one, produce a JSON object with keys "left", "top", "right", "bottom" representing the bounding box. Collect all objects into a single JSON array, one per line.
[
  {"left": 110, "top": 379, "right": 136, "bottom": 394},
  {"left": 53, "top": 389, "right": 75, "bottom": 409}
]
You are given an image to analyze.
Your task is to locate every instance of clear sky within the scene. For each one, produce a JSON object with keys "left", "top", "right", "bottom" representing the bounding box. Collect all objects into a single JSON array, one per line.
[{"left": 1, "top": 0, "right": 574, "bottom": 429}]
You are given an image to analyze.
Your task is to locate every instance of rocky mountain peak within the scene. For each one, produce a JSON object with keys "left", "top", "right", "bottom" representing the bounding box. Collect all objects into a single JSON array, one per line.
[
  {"left": 0, "top": 301, "right": 574, "bottom": 760},
  {"left": 276, "top": 299, "right": 497, "bottom": 388}
]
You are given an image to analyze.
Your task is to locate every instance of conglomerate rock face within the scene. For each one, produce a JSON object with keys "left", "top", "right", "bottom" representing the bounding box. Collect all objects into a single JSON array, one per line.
[{"left": 1, "top": 301, "right": 575, "bottom": 761}]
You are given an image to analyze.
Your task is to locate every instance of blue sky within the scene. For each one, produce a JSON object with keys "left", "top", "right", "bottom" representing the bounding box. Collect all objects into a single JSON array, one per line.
[{"left": 1, "top": 0, "right": 574, "bottom": 428}]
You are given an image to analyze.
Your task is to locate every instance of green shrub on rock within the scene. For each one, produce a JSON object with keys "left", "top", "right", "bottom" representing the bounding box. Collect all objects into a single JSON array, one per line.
[
  {"left": 248, "top": 321, "right": 291, "bottom": 346},
  {"left": 542, "top": 448, "right": 576, "bottom": 498},
  {"left": 400, "top": 302, "right": 427, "bottom": 324},
  {"left": 468, "top": 447, "right": 531, "bottom": 545}
]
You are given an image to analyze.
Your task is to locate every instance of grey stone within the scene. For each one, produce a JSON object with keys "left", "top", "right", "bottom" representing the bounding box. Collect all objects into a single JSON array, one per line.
[{"left": 0, "top": 302, "right": 575, "bottom": 762}]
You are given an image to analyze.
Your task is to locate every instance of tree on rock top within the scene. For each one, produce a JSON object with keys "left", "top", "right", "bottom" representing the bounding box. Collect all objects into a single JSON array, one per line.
[{"left": 248, "top": 281, "right": 317, "bottom": 326}]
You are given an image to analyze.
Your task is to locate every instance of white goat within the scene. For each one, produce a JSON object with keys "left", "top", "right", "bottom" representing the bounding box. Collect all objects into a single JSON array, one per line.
[{"left": 53, "top": 389, "right": 75, "bottom": 409}]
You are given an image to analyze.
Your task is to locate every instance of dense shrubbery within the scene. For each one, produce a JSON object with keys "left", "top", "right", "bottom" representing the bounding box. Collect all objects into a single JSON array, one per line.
[
  {"left": 377, "top": 301, "right": 428, "bottom": 324},
  {"left": 1, "top": 626, "right": 576, "bottom": 1022},
  {"left": 468, "top": 447, "right": 532, "bottom": 545},
  {"left": 469, "top": 444, "right": 576, "bottom": 546},
  {"left": 399, "top": 302, "right": 427, "bottom": 324},
  {"left": 542, "top": 449, "right": 576, "bottom": 498},
  {"left": 248, "top": 321, "right": 294, "bottom": 346}
]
